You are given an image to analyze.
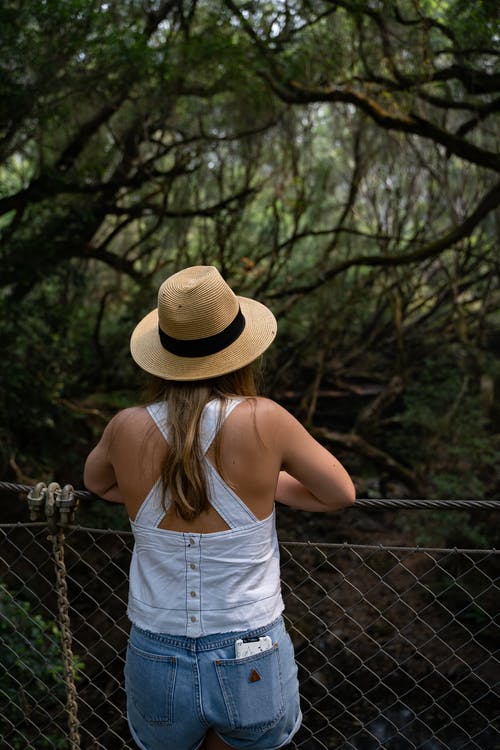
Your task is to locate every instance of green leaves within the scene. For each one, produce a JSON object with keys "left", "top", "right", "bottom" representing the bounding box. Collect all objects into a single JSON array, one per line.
[
  {"left": 0, "top": 0, "right": 498, "bottom": 506},
  {"left": 0, "top": 584, "right": 84, "bottom": 749}
]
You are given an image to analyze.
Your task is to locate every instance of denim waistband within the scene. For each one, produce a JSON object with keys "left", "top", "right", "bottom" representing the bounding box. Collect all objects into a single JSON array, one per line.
[{"left": 130, "top": 615, "right": 284, "bottom": 653}]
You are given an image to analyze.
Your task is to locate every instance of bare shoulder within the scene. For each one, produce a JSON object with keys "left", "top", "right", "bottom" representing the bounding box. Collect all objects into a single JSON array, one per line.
[
  {"left": 252, "top": 397, "right": 299, "bottom": 427},
  {"left": 107, "top": 405, "right": 148, "bottom": 428},
  {"left": 233, "top": 396, "right": 286, "bottom": 422},
  {"left": 101, "top": 406, "right": 151, "bottom": 443},
  {"left": 232, "top": 397, "right": 300, "bottom": 438}
]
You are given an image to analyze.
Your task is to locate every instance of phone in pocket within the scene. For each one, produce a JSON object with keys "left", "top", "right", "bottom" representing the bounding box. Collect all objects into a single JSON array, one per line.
[{"left": 234, "top": 635, "right": 273, "bottom": 658}]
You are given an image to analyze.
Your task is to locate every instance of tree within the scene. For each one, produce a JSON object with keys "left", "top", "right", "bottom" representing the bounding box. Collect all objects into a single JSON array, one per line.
[
  {"left": 223, "top": 0, "right": 500, "bottom": 288},
  {"left": 1, "top": 0, "right": 499, "bottom": 499}
]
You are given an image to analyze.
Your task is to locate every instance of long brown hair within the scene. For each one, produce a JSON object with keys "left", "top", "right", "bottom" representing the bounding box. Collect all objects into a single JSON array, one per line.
[{"left": 146, "top": 364, "right": 259, "bottom": 520}]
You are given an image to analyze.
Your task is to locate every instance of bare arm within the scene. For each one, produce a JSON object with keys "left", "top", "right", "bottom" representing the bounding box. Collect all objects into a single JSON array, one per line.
[
  {"left": 272, "top": 402, "right": 355, "bottom": 512},
  {"left": 275, "top": 471, "right": 345, "bottom": 512},
  {"left": 84, "top": 416, "right": 124, "bottom": 503}
]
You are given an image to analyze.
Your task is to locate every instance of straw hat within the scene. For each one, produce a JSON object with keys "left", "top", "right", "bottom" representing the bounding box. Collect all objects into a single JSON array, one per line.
[{"left": 130, "top": 266, "right": 277, "bottom": 381}]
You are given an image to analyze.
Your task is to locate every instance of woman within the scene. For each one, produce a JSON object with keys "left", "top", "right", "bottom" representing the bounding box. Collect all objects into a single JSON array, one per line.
[{"left": 84, "top": 265, "right": 355, "bottom": 750}]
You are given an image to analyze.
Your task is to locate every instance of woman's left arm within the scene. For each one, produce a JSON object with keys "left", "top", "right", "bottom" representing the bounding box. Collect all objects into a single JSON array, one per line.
[{"left": 84, "top": 417, "right": 124, "bottom": 503}]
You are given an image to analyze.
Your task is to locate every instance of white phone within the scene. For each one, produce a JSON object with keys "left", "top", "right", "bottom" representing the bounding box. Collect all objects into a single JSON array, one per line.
[{"left": 234, "top": 635, "right": 273, "bottom": 659}]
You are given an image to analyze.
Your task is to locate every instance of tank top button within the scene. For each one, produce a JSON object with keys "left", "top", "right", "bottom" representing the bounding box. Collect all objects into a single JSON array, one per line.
[
  {"left": 189, "top": 537, "right": 195, "bottom": 546},
  {"left": 190, "top": 591, "right": 196, "bottom": 597},
  {"left": 190, "top": 563, "right": 196, "bottom": 570},
  {"left": 191, "top": 615, "right": 197, "bottom": 623}
]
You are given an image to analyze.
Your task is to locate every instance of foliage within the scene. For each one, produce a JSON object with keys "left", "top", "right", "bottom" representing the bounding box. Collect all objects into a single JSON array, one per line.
[
  {"left": 0, "top": 0, "right": 499, "bottom": 526},
  {"left": 0, "top": 268, "right": 135, "bottom": 481},
  {"left": 386, "top": 353, "right": 500, "bottom": 499},
  {"left": 403, "top": 508, "right": 493, "bottom": 549},
  {"left": 0, "top": 584, "right": 84, "bottom": 749}
]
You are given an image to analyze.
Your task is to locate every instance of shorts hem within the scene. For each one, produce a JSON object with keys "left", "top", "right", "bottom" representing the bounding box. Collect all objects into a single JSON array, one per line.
[
  {"left": 277, "top": 709, "right": 303, "bottom": 748},
  {"left": 127, "top": 716, "right": 147, "bottom": 750},
  {"left": 215, "top": 708, "right": 303, "bottom": 750},
  {"left": 128, "top": 716, "right": 206, "bottom": 750}
]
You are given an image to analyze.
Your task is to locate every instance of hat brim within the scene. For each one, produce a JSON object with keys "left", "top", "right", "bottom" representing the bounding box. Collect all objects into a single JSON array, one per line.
[{"left": 130, "top": 296, "right": 277, "bottom": 381}]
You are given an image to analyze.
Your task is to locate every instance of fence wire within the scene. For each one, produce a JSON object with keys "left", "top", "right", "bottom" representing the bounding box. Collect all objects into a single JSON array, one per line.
[{"left": 0, "top": 517, "right": 499, "bottom": 749}]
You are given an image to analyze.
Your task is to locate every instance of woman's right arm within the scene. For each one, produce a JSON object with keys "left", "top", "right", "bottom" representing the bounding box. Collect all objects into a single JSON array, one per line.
[
  {"left": 271, "top": 401, "right": 356, "bottom": 512},
  {"left": 84, "top": 414, "right": 124, "bottom": 503}
]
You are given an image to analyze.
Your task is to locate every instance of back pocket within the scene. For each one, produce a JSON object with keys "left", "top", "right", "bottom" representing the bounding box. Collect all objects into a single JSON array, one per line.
[
  {"left": 125, "top": 642, "right": 177, "bottom": 725},
  {"left": 215, "top": 644, "right": 285, "bottom": 731}
]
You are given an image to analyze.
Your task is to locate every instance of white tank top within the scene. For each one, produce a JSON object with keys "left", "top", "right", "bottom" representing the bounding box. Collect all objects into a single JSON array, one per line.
[{"left": 127, "top": 398, "right": 284, "bottom": 636}]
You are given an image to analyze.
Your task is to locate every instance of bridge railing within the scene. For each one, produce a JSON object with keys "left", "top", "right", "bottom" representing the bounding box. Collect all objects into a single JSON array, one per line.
[{"left": 0, "top": 487, "right": 498, "bottom": 749}]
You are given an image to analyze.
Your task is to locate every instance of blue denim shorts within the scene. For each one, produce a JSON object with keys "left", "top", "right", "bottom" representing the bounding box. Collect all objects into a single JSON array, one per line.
[{"left": 125, "top": 616, "right": 302, "bottom": 750}]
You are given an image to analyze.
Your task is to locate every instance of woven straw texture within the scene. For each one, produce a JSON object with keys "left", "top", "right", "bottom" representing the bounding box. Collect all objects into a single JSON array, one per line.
[{"left": 130, "top": 266, "right": 277, "bottom": 381}]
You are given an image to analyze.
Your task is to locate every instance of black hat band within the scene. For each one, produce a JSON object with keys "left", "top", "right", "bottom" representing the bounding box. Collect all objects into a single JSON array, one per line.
[{"left": 158, "top": 307, "right": 245, "bottom": 358}]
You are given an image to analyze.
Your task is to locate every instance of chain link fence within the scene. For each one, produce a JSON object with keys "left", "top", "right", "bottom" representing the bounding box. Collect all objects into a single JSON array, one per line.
[{"left": 0, "top": 494, "right": 499, "bottom": 749}]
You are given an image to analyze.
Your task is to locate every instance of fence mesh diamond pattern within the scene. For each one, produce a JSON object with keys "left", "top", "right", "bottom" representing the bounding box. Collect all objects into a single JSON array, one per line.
[{"left": 0, "top": 521, "right": 498, "bottom": 749}]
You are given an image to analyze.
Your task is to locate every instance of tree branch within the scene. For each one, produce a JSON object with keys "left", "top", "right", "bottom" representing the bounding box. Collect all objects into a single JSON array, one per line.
[
  {"left": 312, "top": 425, "right": 419, "bottom": 491},
  {"left": 262, "top": 75, "right": 500, "bottom": 172},
  {"left": 269, "top": 179, "right": 500, "bottom": 298}
]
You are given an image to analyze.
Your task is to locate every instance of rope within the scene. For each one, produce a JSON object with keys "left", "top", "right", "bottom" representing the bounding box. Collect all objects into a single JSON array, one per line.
[
  {"left": 347, "top": 497, "right": 500, "bottom": 510},
  {"left": 19, "top": 481, "right": 82, "bottom": 749},
  {"left": 0, "top": 481, "right": 92, "bottom": 503},
  {"left": 1, "top": 480, "right": 499, "bottom": 510},
  {"left": 48, "top": 526, "right": 81, "bottom": 750}
]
